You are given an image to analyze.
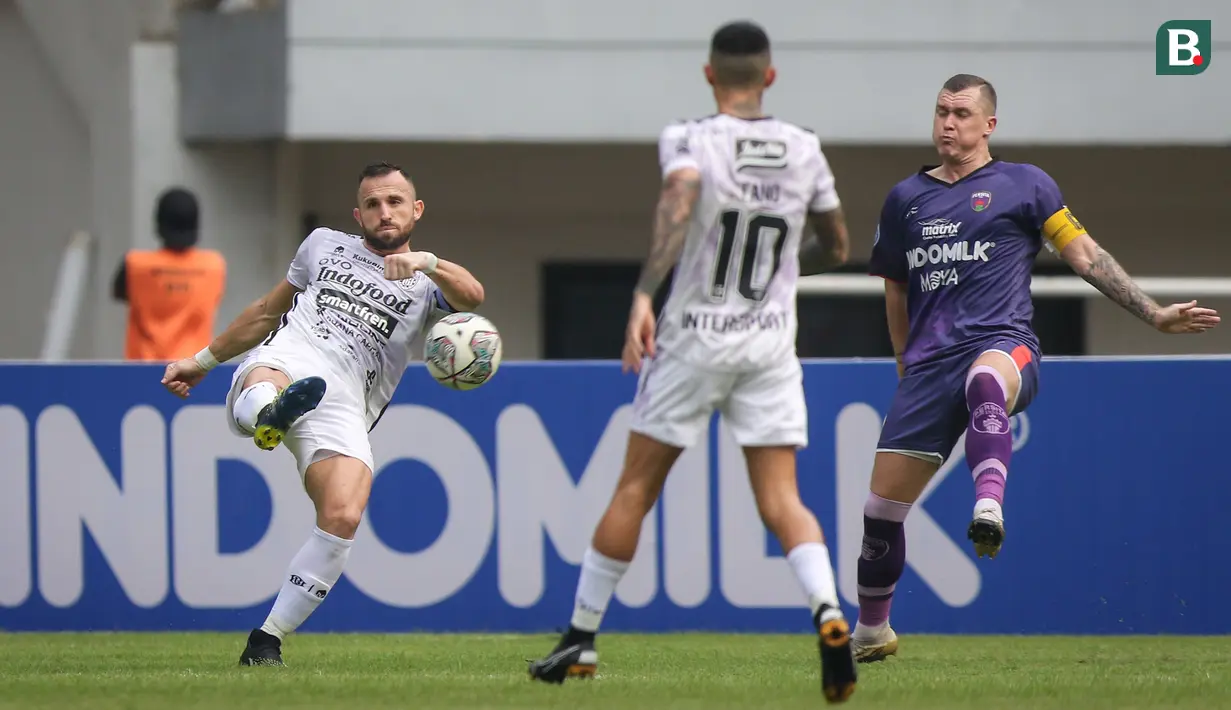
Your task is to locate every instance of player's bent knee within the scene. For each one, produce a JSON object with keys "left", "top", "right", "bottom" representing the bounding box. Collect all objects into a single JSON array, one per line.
[
  {"left": 303, "top": 453, "right": 373, "bottom": 539},
  {"left": 243, "top": 365, "right": 291, "bottom": 391},
  {"left": 970, "top": 351, "right": 1022, "bottom": 406},
  {"left": 317, "top": 504, "right": 365, "bottom": 540},
  {"left": 869, "top": 450, "right": 941, "bottom": 504}
]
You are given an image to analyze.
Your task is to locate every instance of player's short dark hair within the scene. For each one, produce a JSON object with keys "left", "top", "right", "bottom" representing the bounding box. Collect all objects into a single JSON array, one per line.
[
  {"left": 941, "top": 74, "right": 997, "bottom": 113},
  {"left": 709, "top": 21, "right": 771, "bottom": 88},
  {"left": 358, "top": 161, "right": 412, "bottom": 185}
]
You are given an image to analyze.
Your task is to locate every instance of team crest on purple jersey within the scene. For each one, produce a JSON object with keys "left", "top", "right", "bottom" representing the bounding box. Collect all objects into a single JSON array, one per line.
[{"left": 971, "top": 191, "right": 992, "bottom": 212}]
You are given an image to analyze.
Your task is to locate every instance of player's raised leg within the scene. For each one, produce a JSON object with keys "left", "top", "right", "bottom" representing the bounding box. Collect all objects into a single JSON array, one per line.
[
  {"left": 231, "top": 366, "right": 327, "bottom": 451},
  {"left": 526, "top": 431, "right": 682, "bottom": 683},
  {"left": 853, "top": 451, "right": 939, "bottom": 662},
  {"left": 240, "top": 453, "right": 372, "bottom": 666},
  {"left": 964, "top": 345, "right": 1030, "bottom": 559}
]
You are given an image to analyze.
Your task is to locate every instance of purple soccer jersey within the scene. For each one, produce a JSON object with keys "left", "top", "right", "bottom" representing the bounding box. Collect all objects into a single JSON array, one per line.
[{"left": 868, "top": 159, "right": 1084, "bottom": 368}]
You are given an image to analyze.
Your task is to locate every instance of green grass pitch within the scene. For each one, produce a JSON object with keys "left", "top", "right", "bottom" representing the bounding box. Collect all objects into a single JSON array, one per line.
[{"left": 1, "top": 632, "right": 1228, "bottom": 709}]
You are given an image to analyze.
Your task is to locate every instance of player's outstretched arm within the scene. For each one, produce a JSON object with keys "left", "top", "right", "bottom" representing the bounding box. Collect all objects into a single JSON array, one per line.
[
  {"left": 207, "top": 279, "right": 301, "bottom": 362},
  {"left": 800, "top": 207, "right": 850, "bottom": 276},
  {"left": 1060, "top": 234, "right": 1220, "bottom": 334},
  {"left": 161, "top": 279, "right": 299, "bottom": 398}
]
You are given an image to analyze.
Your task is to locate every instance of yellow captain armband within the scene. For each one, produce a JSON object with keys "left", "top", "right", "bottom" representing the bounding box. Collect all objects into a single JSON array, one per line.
[{"left": 1041, "top": 206, "right": 1088, "bottom": 251}]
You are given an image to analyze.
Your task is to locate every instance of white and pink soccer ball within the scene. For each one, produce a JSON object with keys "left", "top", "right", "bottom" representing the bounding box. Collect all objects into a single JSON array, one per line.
[{"left": 423, "top": 312, "right": 503, "bottom": 390}]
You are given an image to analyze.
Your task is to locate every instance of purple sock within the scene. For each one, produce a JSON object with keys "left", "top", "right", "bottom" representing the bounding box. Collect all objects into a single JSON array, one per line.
[
  {"left": 966, "top": 367, "right": 1012, "bottom": 506},
  {"left": 857, "top": 494, "right": 911, "bottom": 627}
]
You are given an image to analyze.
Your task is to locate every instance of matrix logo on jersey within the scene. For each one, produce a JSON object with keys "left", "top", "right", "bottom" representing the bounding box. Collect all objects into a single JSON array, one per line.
[
  {"left": 1156, "top": 20, "right": 1211, "bottom": 75},
  {"left": 318, "top": 268, "right": 411, "bottom": 315},
  {"left": 317, "top": 289, "right": 398, "bottom": 339},
  {"left": 734, "top": 139, "right": 788, "bottom": 171},
  {"left": 919, "top": 218, "right": 962, "bottom": 240}
]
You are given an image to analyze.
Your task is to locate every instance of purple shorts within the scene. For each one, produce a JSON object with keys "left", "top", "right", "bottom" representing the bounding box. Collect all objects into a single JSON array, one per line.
[{"left": 876, "top": 339, "right": 1040, "bottom": 462}]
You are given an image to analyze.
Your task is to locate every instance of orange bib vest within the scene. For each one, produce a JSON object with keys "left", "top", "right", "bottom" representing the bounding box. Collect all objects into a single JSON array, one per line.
[{"left": 124, "top": 248, "right": 226, "bottom": 361}]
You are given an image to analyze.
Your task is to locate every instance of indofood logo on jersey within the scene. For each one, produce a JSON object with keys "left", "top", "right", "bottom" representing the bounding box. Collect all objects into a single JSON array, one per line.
[{"left": 318, "top": 267, "right": 411, "bottom": 315}]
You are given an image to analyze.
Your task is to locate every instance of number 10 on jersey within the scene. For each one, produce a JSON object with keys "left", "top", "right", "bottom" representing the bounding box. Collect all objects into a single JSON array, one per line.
[{"left": 708, "top": 209, "right": 790, "bottom": 304}]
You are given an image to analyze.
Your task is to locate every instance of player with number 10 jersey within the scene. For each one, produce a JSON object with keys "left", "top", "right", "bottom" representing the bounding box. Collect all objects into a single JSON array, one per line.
[
  {"left": 652, "top": 114, "right": 840, "bottom": 372},
  {"left": 528, "top": 21, "right": 857, "bottom": 704}
]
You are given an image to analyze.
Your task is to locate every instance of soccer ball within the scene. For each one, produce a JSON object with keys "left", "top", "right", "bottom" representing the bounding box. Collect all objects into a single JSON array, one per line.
[{"left": 423, "top": 312, "right": 502, "bottom": 390}]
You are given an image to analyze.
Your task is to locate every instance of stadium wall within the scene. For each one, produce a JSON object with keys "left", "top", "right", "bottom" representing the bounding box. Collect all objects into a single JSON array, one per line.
[
  {"left": 271, "top": 0, "right": 1231, "bottom": 143},
  {"left": 298, "top": 141, "right": 1231, "bottom": 360},
  {"left": 1, "top": 1, "right": 1227, "bottom": 363},
  {"left": 0, "top": 0, "right": 93, "bottom": 359},
  {"left": 0, "top": 4, "right": 297, "bottom": 361},
  {"left": 0, "top": 358, "right": 1226, "bottom": 634}
]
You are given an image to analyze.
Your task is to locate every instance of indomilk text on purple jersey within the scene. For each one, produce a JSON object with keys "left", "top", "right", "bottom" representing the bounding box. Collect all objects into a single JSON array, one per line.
[
  {"left": 868, "top": 160, "right": 1088, "bottom": 368},
  {"left": 655, "top": 114, "right": 842, "bottom": 370}
]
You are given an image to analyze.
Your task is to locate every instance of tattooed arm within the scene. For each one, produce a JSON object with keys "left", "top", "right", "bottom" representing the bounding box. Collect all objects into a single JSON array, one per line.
[
  {"left": 1060, "top": 233, "right": 1220, "bottom": 334},
  {"left": 621, "top": 167, "right": 702, "bottom": 373},
  {"left": 1060, "top": 233, "right": 1161, "bottom": 325},
  {"left": 800, "top": 207, "right": 850, "bottom": 276},
  {"left": 634, "top": 167, "right": 703, "bottom": 297}
]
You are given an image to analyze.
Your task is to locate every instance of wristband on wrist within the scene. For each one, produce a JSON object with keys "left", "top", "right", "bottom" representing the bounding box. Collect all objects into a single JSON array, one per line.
[
  {"left": 194, "top": 347, "right": 220, "bottom": 371},
  {"left": 419, "top": 251, "right": 439, "bottom": 275}
]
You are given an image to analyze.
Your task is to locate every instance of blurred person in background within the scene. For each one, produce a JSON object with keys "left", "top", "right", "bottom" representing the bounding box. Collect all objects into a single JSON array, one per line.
[{"left": 112, "top": 186, "right": 226, "bottom": 361}]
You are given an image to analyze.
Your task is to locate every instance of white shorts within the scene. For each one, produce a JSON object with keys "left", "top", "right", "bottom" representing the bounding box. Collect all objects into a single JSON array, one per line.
[
  {"left": 226, "top": 345, "right": 375, "bottom": 480},
  {"left": 629, "top": 352, "right": 807, "bottom": 449}
]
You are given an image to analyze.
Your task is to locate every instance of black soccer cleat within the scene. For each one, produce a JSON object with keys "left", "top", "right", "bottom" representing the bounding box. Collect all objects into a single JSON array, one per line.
[
  {"left": 967, "top": 515, "right": 1006, "bottom": 559},
  {"left": 238, "top": 628, "right": 284, "bottom": 667},
  {"left": 253, "top": 376, "right": 327, "bottom": 451},
  {"left": 816, "top": 606, "right": 857, "bottom": 704},
  {"left": 527, "top": 636, "right": 598, "bottom": 684}
]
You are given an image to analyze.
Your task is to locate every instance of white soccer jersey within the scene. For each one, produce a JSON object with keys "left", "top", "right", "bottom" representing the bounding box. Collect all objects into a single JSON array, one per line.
[
  {"left": 267, "top": 227, "right": 455, "bottom": 428},
  {"left": 653, "top": 114, "right": 841, "bottom": 370}
]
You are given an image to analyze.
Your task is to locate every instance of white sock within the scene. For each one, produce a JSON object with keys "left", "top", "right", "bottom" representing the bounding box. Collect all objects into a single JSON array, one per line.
[
  {"left": 975, "top": 497, "right": 1004, "bottom": 521},
  {"left": 786, "top": 542, "right": 842, "bottom": 622},
  {"left": 233, "top": 381, "right": 278, "bottom": 434},
  {"left": 260, "top": 527, "right": 353, "bottom": 639},
  {"left": 569, "top": 546, "right": 630, "bottom": 632}
]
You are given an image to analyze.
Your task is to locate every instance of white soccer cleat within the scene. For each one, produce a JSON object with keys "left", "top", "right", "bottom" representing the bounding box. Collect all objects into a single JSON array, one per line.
[{"left": 851, "top": 620, "right": 899, "bottom": 663}]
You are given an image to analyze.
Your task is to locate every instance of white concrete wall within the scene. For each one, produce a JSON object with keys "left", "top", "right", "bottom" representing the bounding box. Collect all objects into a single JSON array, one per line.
[
  {"left": 14, "top": 0, "right": 149, "bottom": 360},
  {"left": 0, "top": 0, "right": 91, "bottom": 359},
  {"left": 283, "top": 0, "right": 1231, "bottom": 143}
]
